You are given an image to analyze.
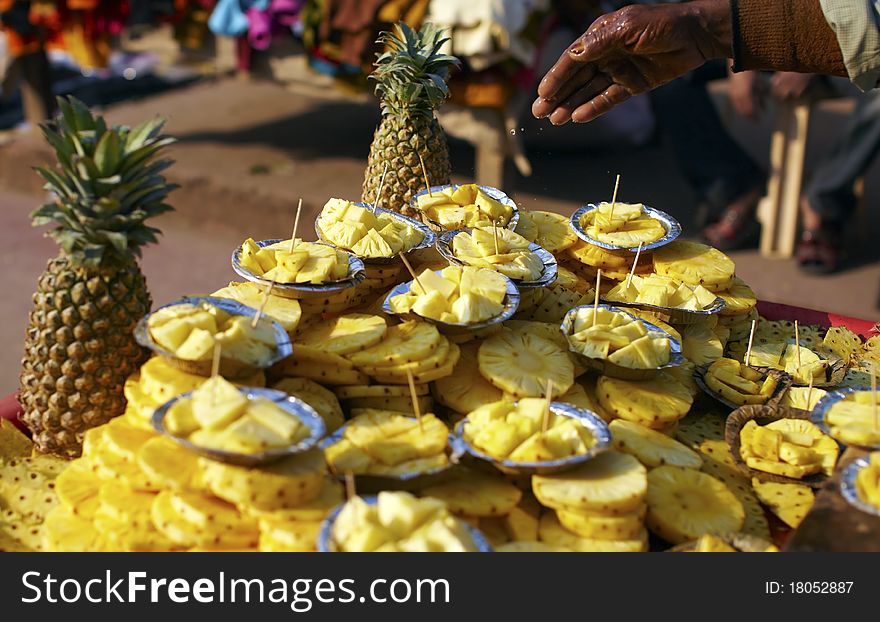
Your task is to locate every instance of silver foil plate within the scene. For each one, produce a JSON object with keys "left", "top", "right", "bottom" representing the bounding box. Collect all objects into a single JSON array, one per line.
[
  {"left": 601, "top": 295, "right": 726, "bottom": 325},
  {"left": 231, "top": 238, "right": 366, "bottom": 300},
  {"left": 436, "top": 229, "right": 558, "bottom": 289},
  {"left": 570, "top": 203, "right": 682, "bottom": 251},
  {"left": 314, "top": 203, "right": 437, "bottom": 265},
  {"left": 451, "top": 402, "right": 612, "bottom": 475},
  {"left": 560, "top": 303, "right": 685, "bottom": 381},
  {"left": 381, "top": 270, "right": 520, "bottom": 335},
  {"left": 134, "top": 296, "right": 293, "bottom": 378},
  {"left": 317, "top": 495, "right": 493, "bottom": 552},
  {"left": 811, "top": 386, "right": 880, "bottom": 450},
  {"left": 840, "top": 457, "right": 880, "bottom": 517},
  {"left": 151, "top": 387, "right": 326, "bottom": 467},
  {"left": 411, "top": 184, "right": 520, "bottom": 231}
]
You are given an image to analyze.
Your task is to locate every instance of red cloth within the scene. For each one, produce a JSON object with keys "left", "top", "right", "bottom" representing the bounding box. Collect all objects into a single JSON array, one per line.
[
  {"left": 756, "top": 301, "right": 878, "bottom": 339},
  {"left": 0, "top": 392, "right": 26, "bottom": 434}
]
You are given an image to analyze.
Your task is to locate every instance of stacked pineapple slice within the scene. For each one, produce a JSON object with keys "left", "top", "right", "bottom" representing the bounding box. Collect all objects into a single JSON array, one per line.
[
  {"left": 415, "top": 184, "right": 514, "bottom": 229},
  {"left": 317, "top": 198, "right": 424, "bottom": 258},
  {"left": 450, "top": 227, "right": 545, "bottom": 281}
]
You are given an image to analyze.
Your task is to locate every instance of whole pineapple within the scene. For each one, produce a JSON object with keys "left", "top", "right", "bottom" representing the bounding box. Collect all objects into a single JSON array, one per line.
[
  {"left": 19, "top": 96, "right": 176, "bottom": 458},
  {"left": 362, "top": 22, "right": 460, "bottom": 215}
]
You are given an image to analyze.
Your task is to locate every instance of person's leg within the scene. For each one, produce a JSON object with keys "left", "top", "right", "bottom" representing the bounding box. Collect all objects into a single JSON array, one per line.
[
  {"left": 798, "top": 89, "right": 880, "bottom": 273},
  {"left": 649, "top": 60, "right": 764, "bottom": 235}
]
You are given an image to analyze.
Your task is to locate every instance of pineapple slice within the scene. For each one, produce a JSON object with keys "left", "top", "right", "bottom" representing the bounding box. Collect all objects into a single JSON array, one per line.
[
  {"left": 695, "top": 534, "right": 737, "bottom": 552},
  {"left": 597, "top": 373, "right": 693, "bottom": 429},
  {"left": 679, "top": 321, "right": 723, "bottom": 365},
  {"left": 151, "top": 318, "right": 194, "bottom": 351},
  {"left": 538, "top": 512, "right": 648, "bottom": 552},
  {"left": 174, "top": 327, "right": 215, "bottom": 361},
  {"left": 475, "top": 189, "right": 511, "bottom": 222},
  {"left": 610, "top": 419, "right": 702, "bottom": 469},
  {"left": 646, "top": 466, "right": 744, "bottom": 544},
  {"left": 717, "top": 277, "right": 757, "bottom": 316},
  {"left": 527, "top": 211, "right": 578, "bottom": 253},
  {"left": 653, "top": 240, "right": 735, "bottom": 291},
  {"left": 450, "top": 184, "right": 478, "bottom": 205},
  {"left": 450, "top": 292, "right": 503, "bottom": 324},
  {"left": 479, "top": 329, "right": 574, "bottom": 397},
  {"left": 211, "top": 281, "right": 301, "bottom": 333},
  {"left": 556, "top": 507, "right": 646, "bottom": 540},
  {"left": 422, "top": 469, "right": 522, "bottom": 517},
  {"left": 190, "top": 377, "right": 248, "bottom": 430},
  {"left": 751, "top": 479, "right": 815, "bottom": 528},
  {"left": 325, "top": 220, "right": 367, "bottom": 250},
  {"left": 411, "top": 268, "right": 458, "bottom": 299},
  {"left": 297, "top": 313, "right": 386, "bottom": 356},
  {"left": 352, "top": 229, "right": 394, "bottom": 258},
  {"left": 432, "top": 342, "right": 504, "bottom": 414},
  {"left": 533, "top": 451, "right": 647, "bottom": 514}
]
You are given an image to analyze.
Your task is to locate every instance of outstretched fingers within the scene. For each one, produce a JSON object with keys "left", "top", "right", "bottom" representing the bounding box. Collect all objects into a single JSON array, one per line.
[{"left": 570, "top": 84, "right": 632, "bottom": 124}]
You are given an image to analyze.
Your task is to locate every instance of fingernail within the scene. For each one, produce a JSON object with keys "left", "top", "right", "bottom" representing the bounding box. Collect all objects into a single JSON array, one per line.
[{"left": 569, "top": 44, "right": 585, "bottom": 56}]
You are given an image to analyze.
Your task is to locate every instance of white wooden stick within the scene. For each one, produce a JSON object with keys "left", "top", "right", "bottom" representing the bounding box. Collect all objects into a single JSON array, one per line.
[
  {"left": 609, "top": 174, "right": 621, "bottom": 221},
  {"left": 745, "top": 319, "right": 757, "bottom": 366},
  {"left": 211, "top": 342, "right": 222, "bottom": 378},
  {"left": 592, "top": 269, "right": 602, "bottom": 327},
  {"left": 251, "top": 282, "right": 275, "bottom": 328},
  {"left": 399, "top": 253, "right": 425, "bottom": 295},
  {"left": 492, "top": 221, "right": 500, "bottom": 256},
  {"left": 627, "top": 241, "right": 643, "bottom": 287},
  {"left": 419, "top": 154, "right": 432, "bottom": 197},
  {"left": 406, "top": 369, "right": 424, "bottom": 433},
  {"left": 542, "top": 379, "right": 554, "bottom": 434},
  {"left": 344, "top": 471, "right": 356, "bottom": 501},
  {"left": 289, "top": 198, "right": 303, "bottom": 253},
  {"left": 794, "top": 320, "right": 801, "bottom": 369},
  {"left": 806, "top": 375, "right": 814, "bottom": 411},
  {"left": 373, "top": 163, "right": 389, "bottom": 213}
]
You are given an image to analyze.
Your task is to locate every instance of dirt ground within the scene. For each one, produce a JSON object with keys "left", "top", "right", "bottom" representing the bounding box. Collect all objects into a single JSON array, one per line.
[{"left": 1, "top": 76, "right": 878, "bottom": 394}]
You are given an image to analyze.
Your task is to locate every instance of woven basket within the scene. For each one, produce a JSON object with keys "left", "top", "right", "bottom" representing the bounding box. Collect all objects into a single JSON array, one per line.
[
  {"left": 695, "top": 364, "right": 792, "bottom": 411},
  {"left": 725, "top": 404, "right": 831, "bottom": 488}
]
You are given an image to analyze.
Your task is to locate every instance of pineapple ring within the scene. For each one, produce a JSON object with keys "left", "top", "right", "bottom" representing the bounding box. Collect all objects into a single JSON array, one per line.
[
  {"left": 296, "top": 314, "right": 387, "bottom": 356},
  {"left": 247, "top": 477, "right": 343, "bottom": 523},
  {"left": 367, "top": 343, "right": 461, "bottom": 384},
  {"left": 433, "top": 342, "right": 505, "bottom": 414},
  {"left": 610, "top": 419, "right": 703, "bottom": 469},
  {"left": 421, "top": 469, "right": 522, "bottom": 517},
  {"left": 151, "top": 491, "right": 259, "bottom": 549},
  {"left": 258, "top": 518, "right": 322, "bottom": 552},
  {"left": 334, "top": 384, "right": 430, "bottom": 399},
  {"left": 479, "top": 329, "right": 574, "bottom": 398},
  {"left": 137, "top": 436, "right": 203, "bottom": 490},
  {"left": 275, "top": 359, "right": 370, "bottom": 386},
  {"left": 199, "top": 449, "right": 325, "bottom": 511},
  {"left": 597, "top": 373, "right": 693, "bottom": 429},
  {"left": 568, "top": 240, "right": 649, "bottom": 270},
  {"left": 716, "top": 277, "right": 757, "bottom": 316},
  {"left": 653, "top": 240, "right": 735, "bottom": 291},
  {"left": 556, "top": 508, "right": 646, "bottom": 540},
  {"left": 54, "top": 460, "right": 102, "bottom": 518},
  {"left": 646, "top": 466, "right": 745, "bottom": 544},
  {"left": 538, "top": 513, "right": 648, "bottom": 552},
  {"left": 357, "top": 337, "right": 453, "bottom": 377},
  {"left": 44, "top": 505, "right": 107, "bottom": 552},
  {"left": 528, "top": 211, "right": 579, "bottom": 253},
  {"left": 347, "top": 321, "right": 442, "bottom": 367},
  {"left": 533, "top": 451, "right": 647, "bottom": 514},
  {"left": 272, "top": 378, "right": 345, "bottom": 433}
]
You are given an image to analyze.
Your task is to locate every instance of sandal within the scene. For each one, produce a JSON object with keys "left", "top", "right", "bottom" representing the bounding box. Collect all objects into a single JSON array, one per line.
[
  {"left": 701, "top": 197, "right": 760, "bottom": 251},
  {"left": 797, "top": 228, "right": 841, "bottom": 275}
]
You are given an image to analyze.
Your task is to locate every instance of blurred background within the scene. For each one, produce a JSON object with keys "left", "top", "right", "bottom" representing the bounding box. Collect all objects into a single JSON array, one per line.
[{"left": 1, "top": 0, "right": 879, "bottom": 393}]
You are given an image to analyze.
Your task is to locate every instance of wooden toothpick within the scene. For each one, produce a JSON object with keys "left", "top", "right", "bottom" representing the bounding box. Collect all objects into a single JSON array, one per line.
[
  {"left": 418, "top": 153, "right": 432, "bottom": 197},
  {"left": 210, "top": 342, "right": 222, "bottom": 406},
  {"left": 542, "top": 379, "right": 554, "bottom": 434},
  {"left": 373, "top": 163, "right": 389, "bottom": 213},
  {"left": 627, "top": 241, "right": 644, "bottom": 287},
  {"left": 406, "top": 369, "right": 424, "bottom": 433},
  {"left": 609, "top": 174, "right": 621, "bottom": 221},
  {"left": 592, "top": 269, "right": 602, "bottom": 327},
  {"left": 251, "top": 282, "right": 275, "bottom": 328},
  {"left": 289, "top": 198, "right": 303, "bottom": 253},
  {"left": 344, "top": 471, "right": 356, "bottom": 501},
  {"left": 794, "top": 320, "right": 802, "bottom": 369},
  {"left": 745, "top": 319, "right": 757, "bottom": 367},
  {"left": 399, "top": 253, "right": 425, "bottom": 296},
  {"left": 806, "top": 375, "right": 814, "bottom": 412},
  {"left": 492, "top": 221, "right": 500, "bottom": 256},
  {"left": 871, "top": 362, "right": 878, "bottom": 431}
]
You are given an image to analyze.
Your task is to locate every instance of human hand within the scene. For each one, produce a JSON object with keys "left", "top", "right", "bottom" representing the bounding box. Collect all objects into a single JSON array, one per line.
[
  {"left": 728, "top": 70, "right": 761, "bottom": 119},
  {"left": 532, "top": 0, "right": 732, "bottom": 124},
  {"left": 770, "top": 72, "right": 816, "bottom": 100}
]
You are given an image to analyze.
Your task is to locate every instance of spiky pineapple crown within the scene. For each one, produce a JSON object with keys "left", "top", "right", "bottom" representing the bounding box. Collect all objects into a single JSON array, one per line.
[
  {"left": 32, "top": 96, "right": 177, "bottom": 268},
  {"left": 372, "top": 22, "right": 460, "bottom": 121}
]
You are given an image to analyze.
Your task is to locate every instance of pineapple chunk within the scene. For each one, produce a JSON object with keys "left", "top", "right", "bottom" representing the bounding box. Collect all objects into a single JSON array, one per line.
[
  {"left": 412, "top": 290, "right": 450, "bottom": 320},
  {"left": 325, "top": 220, "right": 367, "bottom": 249},
  {"left": 377, "top": 491, "right": 445, "bottom": 538},
  {"left": 416, "top": 193, "right": 452, "bottom": 211},
  {"left": 459, "top": 267, "right": 507, "bottom": 304},
  {"left": 412, "top": 269, "right": 458, "bottom": 299},
  {"left": 254, "top": 247, "right": 277, "bottom": 273},
  {"left": 174, "top": 327, "right": 215, "bottom": 361},
  {"left": 351, "top": 229, "right": 394, "bottom": 258},
  {"left": 191, "top": 377, "right": 248, "bottom": 430},
  {"left": 450, "top": 184, "right": 478, "bottom": 205},
  {"left": 165, "top": 399, "right": 199, "bottom": 436},
  {"left": 151, "top": 317, "right": 193, "bottom": 351},
  {"left": 450, "top": 293, "right": 503, "bottom": 324},
  {"left": 343, "top": 204, "right": 380, "bottom": 229},
  {"left": 475, "top": 189, "right": 510, "bottom": 222},
  {"left": 749, "top": 426, "right": 782, "bottom": 461},
  {"left": 248, "top": 397, "right": 304, "bottom": 442}
]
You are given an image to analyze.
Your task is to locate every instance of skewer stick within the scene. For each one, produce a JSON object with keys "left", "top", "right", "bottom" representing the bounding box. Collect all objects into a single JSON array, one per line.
[
  {"left": 592, "top": 269, "right": 602, "bottom": 327},
  {"left": 806, "top": 375, "right": 814, "bottom": 412},
  {"left": 344, "top": 471, "right": 356, "bottom": 501},
  {"left": 745, "top": 319, "right": 757, "bottom": 366},
  {"left": 210, "top": 342, "right": 222, "bottom": 406},
  {"left": 872, "top": 362, "right": 878, "bottom": 431},
  {"left": 399, "top": 253, "right": 425, "bottom": 295},
  {"left": 794, "top": 320, "right": 801, "bottom": 369},
  {"left": 542, "top": 379, "right": 554, "bottom": 434},
  {"left": 373, "top": 163, "right": 389, "bottom": 213},
  {"left": 406, "top": 369, "right": 424, "bottom": 433},
  {"left": 608, "top": 174, "right": 621, "bottom": 221},
  {"left": 251, "top": 282, "right": 275, "bottom": 328},
  {"left": 627, "top": 241, "right": 644, "bottom": 287},
  {"left": 289, "top": 198, "right": 303, "bottom": 253},
  {"left": 418, "top": 154, "right": 432, "bottom": 197},
  {"left": 492, "top": 220, "right": 500, "bottom": 256}
]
